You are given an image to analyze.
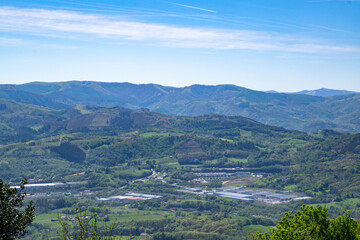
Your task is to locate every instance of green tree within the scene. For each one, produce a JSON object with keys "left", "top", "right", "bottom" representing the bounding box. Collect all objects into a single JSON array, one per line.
[
  {"left": 0, "top": 178, "right": 35, "bottom": 240},
  {"left": 253, "top": 205, "right": 358, "bottom": 240}
]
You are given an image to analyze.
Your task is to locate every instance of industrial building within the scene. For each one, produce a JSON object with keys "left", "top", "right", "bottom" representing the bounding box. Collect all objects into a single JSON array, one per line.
[
  {"left": 96, "top": 192, "right": 162, "bottom": 201},
  {"left": 213, "top": 192, "right": 254, "bottom": 202},
  {"left": 214, "top": 187, "right": 299, "bottom": 204}
]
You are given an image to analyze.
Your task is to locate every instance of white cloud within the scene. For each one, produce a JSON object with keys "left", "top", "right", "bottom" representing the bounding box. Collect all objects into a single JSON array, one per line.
[
  {"left": 0, "top": 36, "right": 25, "bottom": 46},
  {"left": 0, "top": 6, "right": 358, "bottom": 53}
]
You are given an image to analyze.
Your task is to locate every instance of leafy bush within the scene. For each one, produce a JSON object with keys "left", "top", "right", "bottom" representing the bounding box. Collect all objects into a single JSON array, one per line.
[{"left": 253, "top": 205, "right": 358, "bottom": 240}]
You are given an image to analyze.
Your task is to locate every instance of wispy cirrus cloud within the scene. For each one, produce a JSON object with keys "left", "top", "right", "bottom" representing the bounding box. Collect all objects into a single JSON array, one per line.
[
  {"left": 0, "top": 6, "right": 358, "bottom": 53},
  {"left": 0, "top": 36, "right": 25, "bottom": 46},
  {"left": 169, "top": 2, "right": 217, "bottom": 13}
]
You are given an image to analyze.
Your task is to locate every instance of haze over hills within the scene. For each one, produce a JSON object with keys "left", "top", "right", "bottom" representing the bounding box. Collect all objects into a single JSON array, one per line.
[
  {"left": 2, "top": 81, "right": 360, "bottom": 133},
  {"left": 294, "top": 88, "right": 358, "bottom": 97},
  {"left": 268, "top": 88, "right": 358, "bottom": 97},
  {"left": 0, "top": 84, "right": 69, "bottom": 109}
]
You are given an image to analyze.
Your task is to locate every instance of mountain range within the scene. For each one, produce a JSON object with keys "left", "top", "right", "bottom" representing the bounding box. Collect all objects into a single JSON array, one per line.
[
  {"left": 268, "top": 88, "right": 357, "bottom": 97},
  {"left": 295, "top": 88, "right": 357, "bottom": 97},
  {"left": 1, "top": 81, "right": 359, "bottom": 133}
]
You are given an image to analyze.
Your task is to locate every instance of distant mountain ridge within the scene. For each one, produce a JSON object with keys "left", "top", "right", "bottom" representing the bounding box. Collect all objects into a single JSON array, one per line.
[
  {"left": 294, "top": 88, "right": 357, "bottom": 97},
  {"left": 267, "top": 88, "right": 357, "bottom": 97},
  {"left": 2, "top": 81, "right": 360, "bottom": 133},
  {"left": 0, "top": 84, "right": 69, "bottom": 109}
]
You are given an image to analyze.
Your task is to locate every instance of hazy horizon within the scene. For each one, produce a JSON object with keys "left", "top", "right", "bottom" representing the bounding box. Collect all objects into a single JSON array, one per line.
[
  {"left": 2, "top": 80, "right": 358, "bottom": 93},
  {"left": 1, "top": 0, "right": 359, "bottom": 92}
]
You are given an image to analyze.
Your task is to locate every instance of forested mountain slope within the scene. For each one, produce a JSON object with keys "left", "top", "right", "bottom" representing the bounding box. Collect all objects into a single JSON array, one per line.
[
  {"left": 0, "top": 100, "right": 307, "bottom": 180},
  {"left": 0, "top": 85, "right": 69, "bottom": 109},
  {"left": 1, "top": 81, "right": 359, "bottom": 132},
  {"left": 260, "top": 133, "right": 360, "bottom": 201},
  {"left": 1, "top": 99, "right": 360, "bottom": 240},
  {"left": 0, "top": 99, "right": 359, "bottom": 202}
]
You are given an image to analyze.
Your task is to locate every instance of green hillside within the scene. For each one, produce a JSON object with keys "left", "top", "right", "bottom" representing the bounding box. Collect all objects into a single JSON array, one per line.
[
  {"left": 1, "top": 99, "right": 359, "bottom": 239},
  {"left": 260, "top": 133, "right": 360, "bottom": 200},
  {"left": 0, "top": 100, "right": 357, "bottom": 203},
  {"left": 8, "top": 81, "right": 360, "bottom": 132},
  {"left": 0, "top": 100, "right": 306, "bottom": 181}
]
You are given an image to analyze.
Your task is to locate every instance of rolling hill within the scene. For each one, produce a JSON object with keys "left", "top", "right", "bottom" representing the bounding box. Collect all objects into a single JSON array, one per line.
[
  {"left": 0, "top": 99, "right": 307, "bottom": 181},
  {"left": 2, "top": 81, "right": 359, "bottom": 132},
  {"left": 0, "top": 99, "right": 359, "bottom": 202}
]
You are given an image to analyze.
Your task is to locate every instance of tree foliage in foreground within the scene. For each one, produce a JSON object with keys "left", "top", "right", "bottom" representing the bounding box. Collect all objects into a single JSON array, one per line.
[
  {"left": 253, "top": 205, "right": 359, "bottom": 240},
  {"left": 0, "top": 178, "right": 35, "bottom": 240},
  {"left": 58, "top": 206, "right": 120, "bottom": 240}
]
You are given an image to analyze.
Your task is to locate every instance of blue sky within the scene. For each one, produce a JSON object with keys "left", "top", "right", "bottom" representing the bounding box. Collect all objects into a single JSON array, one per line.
[{"left": 1, "top": 0, "right": 359, "bottom": 92}]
